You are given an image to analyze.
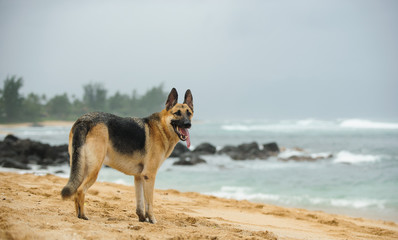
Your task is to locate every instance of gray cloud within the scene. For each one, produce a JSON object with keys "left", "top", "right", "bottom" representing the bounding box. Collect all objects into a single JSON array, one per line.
[{"left": 1, "top": 0, "right": 397, "bottom": 120}]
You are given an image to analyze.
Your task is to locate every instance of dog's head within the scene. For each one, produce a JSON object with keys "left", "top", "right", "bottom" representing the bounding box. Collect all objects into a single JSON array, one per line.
[{"left": 165, "top": 88, "right": 193, "bottom": 147}]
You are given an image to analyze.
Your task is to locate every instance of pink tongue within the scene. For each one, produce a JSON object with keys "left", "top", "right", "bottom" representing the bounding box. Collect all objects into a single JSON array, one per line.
[{"left": 180, "top": 128, "right": 191, "bottom": 148}]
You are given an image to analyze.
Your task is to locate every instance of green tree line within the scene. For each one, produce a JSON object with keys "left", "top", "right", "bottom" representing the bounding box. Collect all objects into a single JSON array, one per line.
[{"left": 0, "top": 75, "right": 168, "bottom": 123}]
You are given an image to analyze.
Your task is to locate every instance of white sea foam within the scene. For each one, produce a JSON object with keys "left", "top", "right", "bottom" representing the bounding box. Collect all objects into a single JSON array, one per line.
[
  {"left": 330, "top": 199, "right": 386, "bottom": 209},
  {"left": 340, "top": 119, "right": 398, "bottom": 130},
  {"left": 220, "top": 119, "right": 336, "bottom": 132},
  {"left": 206, "top": 186, "right": 281, "bottom": 202},
  {"left": 278, "top": 149, "right": 332, "bottom": 162},
  {"left": 208, "top": 186, "right": 386, "bottom": 210},
  {"left": 221, "top": 124, "right": 274, "bottom": 132},
  {"left": 334, "top": 151, "right": 380, "bottom": 164},
  {"left": 221, "top": 118, "right": 398, "bottom": 132}
]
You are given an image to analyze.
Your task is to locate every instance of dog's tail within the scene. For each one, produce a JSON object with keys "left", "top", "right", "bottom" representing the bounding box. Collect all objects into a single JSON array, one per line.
[{"left": 61, "top": 121, "right": 90, "bottom": 199}]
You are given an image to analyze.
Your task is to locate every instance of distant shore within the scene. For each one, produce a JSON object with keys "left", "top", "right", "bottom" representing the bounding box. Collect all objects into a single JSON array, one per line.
[
  {"left": 1, "top": 172, "right": 397, "bottom": 240},
  {"left": 0, "top": 121, "right": 74, "bottom": 135},
  {"left": 0, "top": 120, "right": 74, "bottom": 128}
]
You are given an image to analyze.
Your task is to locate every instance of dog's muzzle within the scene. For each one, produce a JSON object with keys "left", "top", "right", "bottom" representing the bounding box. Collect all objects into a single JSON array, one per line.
[{"left": 172, "top": 119, "right": 191, "bottom": 148}]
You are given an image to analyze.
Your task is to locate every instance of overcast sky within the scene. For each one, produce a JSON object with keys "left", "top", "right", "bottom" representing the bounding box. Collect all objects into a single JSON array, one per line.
[{"left": 0, "top": 0, "right": 397, "bottom": 120}]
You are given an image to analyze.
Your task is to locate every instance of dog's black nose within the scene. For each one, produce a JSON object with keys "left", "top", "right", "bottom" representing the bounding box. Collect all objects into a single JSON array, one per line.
[{"left": 183, "top": 120, "right": 191, "bottom": 128}]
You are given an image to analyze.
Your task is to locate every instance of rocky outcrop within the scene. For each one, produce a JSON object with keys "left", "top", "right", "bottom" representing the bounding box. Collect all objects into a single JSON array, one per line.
[
  {"left": 218, "top": 142, "right": 280, "bottom": 160},
  {"left": 170, "top": 143, "right": 210, "bottom": 166},
  {"left": 0, "top": 134, "right": 69, "bottom": 170},
  {"left": 193, "top": 142, "right": 217, "bottom": 155},
  {"left": 0, "top": 134, "right": 328, "bottom": 170},
  {"left": 262, "top": 142, "right": 280, "bottom": 155},
  {"left": 171, "top": 141, "right": 282, "bottom": 162}
]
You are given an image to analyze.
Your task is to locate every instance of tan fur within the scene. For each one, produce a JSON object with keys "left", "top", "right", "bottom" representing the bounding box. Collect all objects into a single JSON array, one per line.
[{"left": 63, "top": 89, "right": 193, "bottom": 224}]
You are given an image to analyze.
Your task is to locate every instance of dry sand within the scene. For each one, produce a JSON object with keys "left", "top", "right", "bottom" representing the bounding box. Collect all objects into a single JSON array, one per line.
[{"left": 0, "top": 172, "right": 397, "bottom": 240}]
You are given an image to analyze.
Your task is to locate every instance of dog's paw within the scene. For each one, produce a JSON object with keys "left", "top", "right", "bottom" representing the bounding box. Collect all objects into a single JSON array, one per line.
[
  {"left": 136, "top": 210, "right": 146, "bottom": 222},
  {"left": 78, "top": 215, "right": 89, "bottom": 220},
  {"left": 145, "top": 213, "right": 157, "bottom": 224},
  {"left": 148, "top": 217, "right": 157, "bottom": 224}
]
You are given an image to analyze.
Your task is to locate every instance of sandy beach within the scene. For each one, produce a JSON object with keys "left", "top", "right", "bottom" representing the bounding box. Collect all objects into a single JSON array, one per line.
[{"left": 0, "top": 172, "right": 397, "bottom": 240}]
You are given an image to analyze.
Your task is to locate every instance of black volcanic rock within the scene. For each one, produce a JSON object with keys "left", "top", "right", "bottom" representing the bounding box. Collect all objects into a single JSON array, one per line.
[
  {"left": 0, "top": 157, "right": 31, "bottom": 170},
  {"left": 262, "top": 142, "right": 280, "bottom": 155},
  {"left": 193, "top": 142, "right": 216, "bottom": 155},
  {"left": 0, "top": 134, "right": 69, "bottom": 169},
  {"left": 217, "top": 141, "right": 277, "bottom": 160}
]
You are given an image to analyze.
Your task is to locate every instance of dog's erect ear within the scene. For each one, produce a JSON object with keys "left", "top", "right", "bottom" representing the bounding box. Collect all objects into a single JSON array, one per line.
[
  {"left": 184, "top": 89, "right": 193, "bottom": 111},
  {"left": 166, "top": 88, "right": 178, "bottom": 110}
]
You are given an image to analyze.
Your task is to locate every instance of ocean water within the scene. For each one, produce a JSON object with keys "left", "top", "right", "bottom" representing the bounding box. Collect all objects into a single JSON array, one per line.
[{"left": 1, "top": 118, "right": 397, "bottom": 222}]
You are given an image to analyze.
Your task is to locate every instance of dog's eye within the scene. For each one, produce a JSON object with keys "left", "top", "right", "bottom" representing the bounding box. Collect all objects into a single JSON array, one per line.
[
  {"left": 187, "top": 111, "right": 191, "bottom": 117},
  {"left": 173, "top": 110, "right": 181, "bottom": 116}
]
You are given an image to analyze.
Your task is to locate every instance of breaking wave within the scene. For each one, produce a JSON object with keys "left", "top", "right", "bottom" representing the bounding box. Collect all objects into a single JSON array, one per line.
[
  {"left": 207, "top": 186, "right": 386, "bottom": 210},
  {"left": 339, "top": 119, "right": 398, "bottom": 129},
  {"left": 334, "top": 151, "right": 381, "bottom": 164},
  {"left": 221, "top": 119, "right": 398, "bottom": 132}
]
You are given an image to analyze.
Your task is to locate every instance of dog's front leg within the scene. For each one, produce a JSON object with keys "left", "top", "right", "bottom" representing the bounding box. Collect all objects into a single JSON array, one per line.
[
  {"left": 134, "top": 176, "right": 146, "bottom": 222},
  {"left": 142, "top": 172, "right": 157, "bottom": 224}
]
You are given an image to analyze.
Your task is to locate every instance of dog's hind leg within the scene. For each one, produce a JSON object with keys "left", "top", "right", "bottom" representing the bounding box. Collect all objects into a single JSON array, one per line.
[
  {"left": 75, "top": 124, "right": 108, "bottom": 220},
  {"left": 134, "top": 176, "right": 146, "bottom": 222},
  {"left": 75, "top": 168, "right": 102, "bottom": 220},
  {"left": 75, "top": 189, "right": 88, "bottom": 220},
  {"left": 75, "top": 167, "right": 103, "bottom": 220},
  {"left": 141, "top": 165, "right": 158, "bottom": 224}
]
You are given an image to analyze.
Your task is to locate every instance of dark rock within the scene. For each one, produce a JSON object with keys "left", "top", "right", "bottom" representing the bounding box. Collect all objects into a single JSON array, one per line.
[
  {"left": 0, "top": 148, "right": 18, "bottom": 158},
  {"left": 26, "top": 155, "right": 41, "bottom": 164},
  {"left": 218, "top": 145, "right": 238, "bottom": 155},
  {"left": 54, "top": 157, "right": 68, "bottom": 165},
  {"left": 237, "top": 142, "right": 259, "bottom": 153},
  {"left": 4, "top": 134, "right": 19, "bottom": 143},
  {"left": 218, "top": 142, "right": 270, "bottom": 160},
  {"left": 0, "top": 157, "right": 31, "bottom": 170},
  {"left": 39, "top": 158, "right": 59, "bottom": 166},
  {"left": 55, "top": 170, "right": 65, "bottom": 174},
  {"left": 193, "top": 142, "right": 216, "bottom": 155},
  {"left": 26, "top": 141, "right": 50, "bottom": 159},
  {"left": 170, "top": 142, "right": 190, "bottom": 158},
  {"left": 262, "top": 142, "right": 280, "bottom": 155},
  {"left": 228, "top": 152, "right": 248, "bottom": 161},
  {"left": 0, "top": 136, "right": 69, "bottom": 167},
  {"left": 173, "top": 153, "right": 207, "bottom": 166},
  {"left": 45, "top": 144, "right": 68, "bottom": 160}
]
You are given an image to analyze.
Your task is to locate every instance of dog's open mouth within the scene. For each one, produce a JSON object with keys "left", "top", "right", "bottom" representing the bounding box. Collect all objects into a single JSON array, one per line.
[{"left": 173, "top": 126, "right": 191, "bottom": 148}]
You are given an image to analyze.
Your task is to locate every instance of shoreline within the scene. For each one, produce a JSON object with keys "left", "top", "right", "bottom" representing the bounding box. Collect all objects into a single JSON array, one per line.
[
  {"left": 2, "top": 165, "right": 397, "bottom": 224},
  {"left": 0, "top": 121, "right": 74, "bottom": 136},
  {"left": 0, "top": 133, "right": 398, "bottom": 227},
  {"left": 0, "top": 120, "right": 74, "bottom": 128},
  {"left": 1, "top": 172, "right": 397, "bottom": 240}
]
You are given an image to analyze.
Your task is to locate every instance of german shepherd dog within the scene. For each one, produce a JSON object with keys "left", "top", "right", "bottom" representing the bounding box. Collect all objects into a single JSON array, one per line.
[{"left": 61, "top": 88, "right": 193, "bottom": 224}]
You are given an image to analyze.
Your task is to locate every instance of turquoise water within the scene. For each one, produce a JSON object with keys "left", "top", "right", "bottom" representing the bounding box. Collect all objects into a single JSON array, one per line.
[{"left": 1, "top": 118, "right": 397, "bottom": 222}]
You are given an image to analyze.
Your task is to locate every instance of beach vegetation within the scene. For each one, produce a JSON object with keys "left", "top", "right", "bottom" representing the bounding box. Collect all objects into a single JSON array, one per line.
[
  {"left": 0, "top": 76, "right": 167, "bottom": 123},
  {"left": 0, "top": 76, "right": 24, "bottom": 122}
]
